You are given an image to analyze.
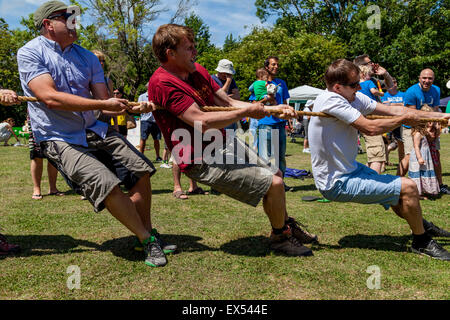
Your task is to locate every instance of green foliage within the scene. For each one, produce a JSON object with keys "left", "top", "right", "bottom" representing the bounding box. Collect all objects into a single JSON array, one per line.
[
  {"left": 223, "top": 33, "right": 239, "bottom": 53},
  {"left": 184, "top": 13, "right": 214, "bottom": 56},
  {"left": 255, "top": 0, "right": 450, "bottom": 97},
  {"left": 0, "top": 18, "right": 29, "bottom": 123},
  {"left": 224, "top": 27, "right": 347, "bottom": 100}
]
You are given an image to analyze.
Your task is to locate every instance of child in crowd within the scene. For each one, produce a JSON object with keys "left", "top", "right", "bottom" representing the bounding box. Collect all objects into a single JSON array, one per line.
[
  {"left": 408, "top": 105, "right": 441, "bottom": 199},
  {"left": 359, "top": 65, "right": 384, "bottom": 101},
  {"left": 248, "top": 68, "right": 277, "bottom": 149},
  {"left": 251, "top": 68, "right": 277, "bottom": 105},
  {"left": 0, "top": 118, "right": 20, "bottom": 146}
]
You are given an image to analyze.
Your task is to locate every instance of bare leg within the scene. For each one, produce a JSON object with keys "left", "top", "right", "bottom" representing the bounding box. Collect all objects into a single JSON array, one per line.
[
  {"left": 391, "top": 177, "right": 425, "bottom": 235},
  {"left": 188, "top": 179, "right": 197, "bottom": 193},
  {"left": 263, "top": 172, "right": 287, "bottom": 229},
  {"left": 398, "top": 154, "right": 410, "bottom": 177},
  {"left": 31, "top": 158, "right": 43, "bottom": 196},
  {"left": 104, "top": 185, "right": 151, "bottom": 242},
  {"left": 172, "top": 162, "right": 188, "bottom": 199},
  {"left": 162, "top": 148, "right": 169, "bottom": 162},
  {"left": 434, "top": 150, "right": 443, "bottom": 185},
  {"left": 154, "top": 139, "right": 161, "bottom": 159},
  {"left": 139, "top": 138, "right": 146, "bottom": 154},
  {"left": 368, "top": 161, "right": 383, "bottom": 174},
  {"left": 47, "top": 161, "right": 59, "bottom": 194},
  {"left": 128, "top": 173, "right": 152, "bottom": 232},
  {"left": 396, "top": 141, "right": 405, "bottom": 176}
]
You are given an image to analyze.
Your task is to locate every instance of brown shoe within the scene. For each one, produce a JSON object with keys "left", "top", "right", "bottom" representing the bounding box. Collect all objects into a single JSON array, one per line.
[
  {"left": 270, "top": 226, "right": 313, "bottom": 257},
  {"left": 287, "top": 217, "right": 319, "bottom": 244}
]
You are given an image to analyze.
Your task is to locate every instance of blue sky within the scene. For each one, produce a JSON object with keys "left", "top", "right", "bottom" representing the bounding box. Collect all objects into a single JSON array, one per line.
[{"left": 0, "top": 0, "right": 276, "bottom": 47}]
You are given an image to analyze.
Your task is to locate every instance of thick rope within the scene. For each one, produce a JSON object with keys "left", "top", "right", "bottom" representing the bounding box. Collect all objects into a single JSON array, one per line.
[{"left": 2, "top": 94, "right": 448, "bottom": 125}]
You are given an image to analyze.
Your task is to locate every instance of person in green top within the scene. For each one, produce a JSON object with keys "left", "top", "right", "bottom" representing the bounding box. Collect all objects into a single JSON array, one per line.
[{"left": 253, "top": 68, "right": 277, "bottom": 105}]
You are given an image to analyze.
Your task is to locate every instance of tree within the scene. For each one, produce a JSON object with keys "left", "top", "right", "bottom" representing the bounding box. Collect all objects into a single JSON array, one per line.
[
  {"left": 84, "top": 0, "right": 193, "bottom": 98},
  {"left": 0, "top": 18, "right": 34, "bottom": 123},
  {"left": 184, "top": 13, "right": 213, "bottom": 56},
  {"left": 223, "top": 33, "right": 239, "bottom": 53}
]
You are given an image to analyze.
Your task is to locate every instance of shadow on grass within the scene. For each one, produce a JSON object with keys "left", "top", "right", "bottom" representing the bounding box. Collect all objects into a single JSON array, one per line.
[
  {"left": 338, "top": 234, "right": 413, "bottom": 252},
  {"left": 1, "top": 233, "right": 217, "bottom": 261},
  {"left": 220, "top": 236, "right": 271, "bottom": 257},
  {"left": 220, "top": 236, "right": 342, "bottom": 256},
  {"left": 101, "top": 234, "right": 217, "bottom": 261},
  {"left": 1, "top": 235, "right": 101, "bottom": 258},
  {"left": 149, "top": 188, "right": 175, "bottom": 195},
  {"left": 290, "top": 184, "right": 317, "bottom": 192}
]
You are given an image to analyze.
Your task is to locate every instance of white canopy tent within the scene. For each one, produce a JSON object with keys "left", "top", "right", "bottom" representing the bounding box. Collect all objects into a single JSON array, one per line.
[
  {"left": 287, "top": 85, "right": 325, "bottom": 127},
  {"left": 288, "top": 85, "right": 325, "bottom": 105}
]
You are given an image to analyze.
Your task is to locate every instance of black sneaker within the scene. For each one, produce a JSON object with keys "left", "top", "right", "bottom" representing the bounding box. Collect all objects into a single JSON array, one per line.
[
  {"left": 411, "top": 239, "right": 450, "bottom": 261},
  {"left": 155, "top": 157, "right": 163, "bottom": 162},
  {"left": 439, "top": 184, "right": 450, "bottom": 195},
  {"left": 269, "top": 226, "right": 313, "bottom": 257},
  {"left": 152, "top": 228, "right": 177, "bottom": 254},
  {"left": 143, "top": 236, "right": 167, "bottom": 267},
  {"left": 423, "top": 219, "right": 450, "bottom": 238}
]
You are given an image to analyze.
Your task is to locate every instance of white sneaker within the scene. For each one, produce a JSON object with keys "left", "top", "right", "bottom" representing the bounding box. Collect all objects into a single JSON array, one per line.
[
  {"left": 302, "top": 148, "right": 310, "bottom": 153},
  {"left": 160, "top": 163, "right": 172, "bottom": 168}
]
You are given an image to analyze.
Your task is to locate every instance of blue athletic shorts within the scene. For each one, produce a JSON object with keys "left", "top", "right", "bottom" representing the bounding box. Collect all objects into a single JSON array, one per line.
[
  {"left": 140, "top": 121, "right": 161, "bottom": 141},
  {"left": 320, "top": 162, "right": 402, "bottom": 210}
]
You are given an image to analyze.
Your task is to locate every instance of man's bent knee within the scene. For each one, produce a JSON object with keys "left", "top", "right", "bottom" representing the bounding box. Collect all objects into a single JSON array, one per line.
[{"left": 400, "top": 177, "right": 419, "bottom": 197}]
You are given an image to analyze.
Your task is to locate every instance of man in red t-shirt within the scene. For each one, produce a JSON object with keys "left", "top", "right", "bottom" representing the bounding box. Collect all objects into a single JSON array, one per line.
[{"left": 148, "top": 24, "right": 318, "bottom": 257}]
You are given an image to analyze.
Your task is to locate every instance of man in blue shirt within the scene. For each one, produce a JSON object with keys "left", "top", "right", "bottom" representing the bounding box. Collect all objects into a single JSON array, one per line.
[
  {"left": 257, "top": 56, "right": 290, "bottom": 189},
  {"left": 404, "top": 68, "right": 448, "bottom": 195},
  {"left": 17, "top": 1, "right": 174, "bottom": 267}
]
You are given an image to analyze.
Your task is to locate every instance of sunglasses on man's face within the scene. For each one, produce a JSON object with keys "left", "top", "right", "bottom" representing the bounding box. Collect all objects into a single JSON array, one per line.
[
  {"left": 341, "top": 80, "right": 360, "bottom": 89},
  {"left": 47, "top": 11, "right": 74, "bottom": 21},
  {"left": 113, "top": 91, "right": 121, "bottom": 95}
]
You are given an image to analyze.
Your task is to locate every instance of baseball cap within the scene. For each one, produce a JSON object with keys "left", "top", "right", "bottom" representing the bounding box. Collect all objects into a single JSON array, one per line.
[
  {"left": 215, "top": 59, "right": 236, "bottom": 75},
  {"left": 34, "top": 1, "right": 68, "bottom": 30}
]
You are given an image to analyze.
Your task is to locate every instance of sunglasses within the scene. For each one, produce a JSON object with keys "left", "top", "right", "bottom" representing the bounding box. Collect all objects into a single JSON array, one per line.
[
  {"left": 341, "top": 80, "right": 360, "bottom": 89},
  {"left": 113, "top": 91, "right": 121, "bottom": 95},
  {"left": 47, "top": 11, "right": 74, "bottom": 21}
]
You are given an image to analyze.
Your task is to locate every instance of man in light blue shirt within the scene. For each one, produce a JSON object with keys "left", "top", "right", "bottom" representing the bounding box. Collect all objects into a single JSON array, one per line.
[{"left": 16, "top": 1, "right": 174, "bottom": 267}]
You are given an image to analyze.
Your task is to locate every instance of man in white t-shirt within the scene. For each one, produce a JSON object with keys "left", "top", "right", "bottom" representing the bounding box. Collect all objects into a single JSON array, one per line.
[{"left": 309, "top": 59, "right": 450, "bottom": 261}]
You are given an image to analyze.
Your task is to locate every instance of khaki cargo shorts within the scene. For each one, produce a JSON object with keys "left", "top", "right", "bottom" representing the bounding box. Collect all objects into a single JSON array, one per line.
[
  {"left": 42, "top": 129, "right": 156, "bottom": 212},
  {"left": 185, "top": 137, "right": 274, "bottom": 207},
  {"left": 363, "top": 134, "right": 386, "bottom": 163}
]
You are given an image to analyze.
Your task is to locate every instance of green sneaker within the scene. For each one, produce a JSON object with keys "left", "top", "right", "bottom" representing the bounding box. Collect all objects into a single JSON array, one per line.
[
  {"left": 143, "top": 236, "right": 167, "bottom": 267},
  {"left": 134, "top": 229, "right": 177, "bottom": 254}
]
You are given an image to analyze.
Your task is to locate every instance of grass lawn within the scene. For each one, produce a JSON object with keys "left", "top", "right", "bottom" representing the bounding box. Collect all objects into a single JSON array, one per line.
[{"left": 0, "top": 132, "right": 449, "bottom": 300}]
